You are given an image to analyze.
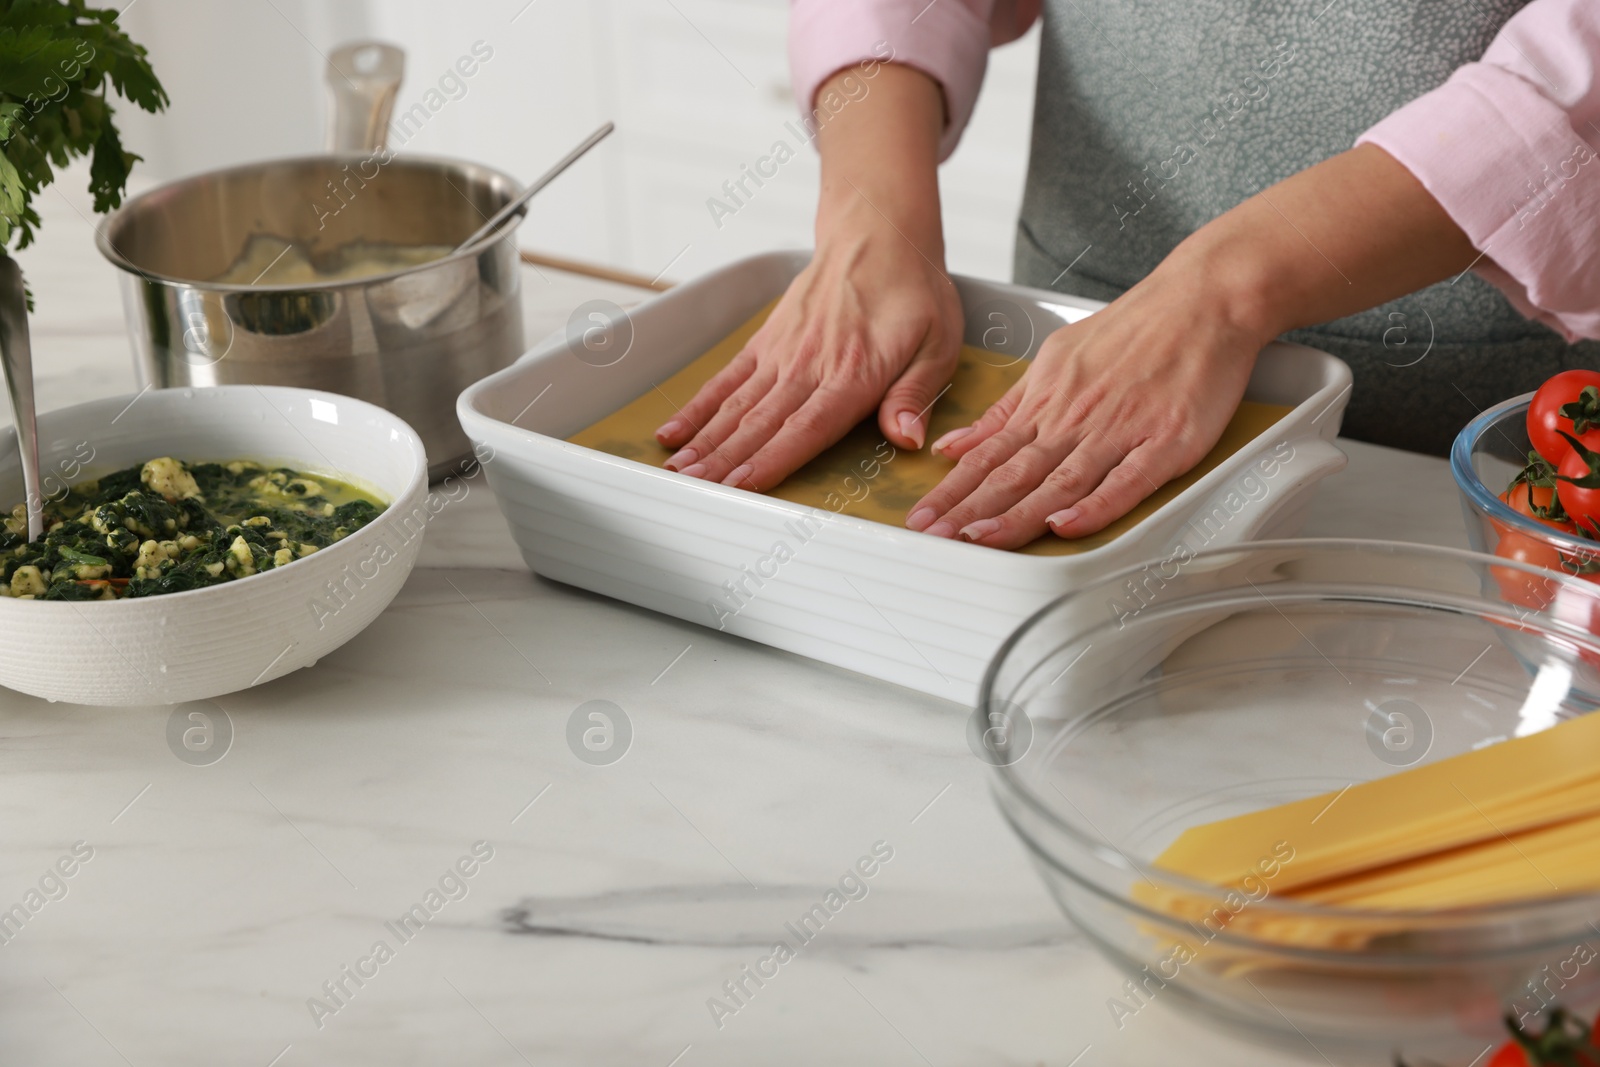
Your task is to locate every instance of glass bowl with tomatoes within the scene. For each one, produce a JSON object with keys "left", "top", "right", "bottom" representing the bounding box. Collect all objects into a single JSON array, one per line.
[{"left": 1453, "top": 374, "right": 1600, "bottom": 615}]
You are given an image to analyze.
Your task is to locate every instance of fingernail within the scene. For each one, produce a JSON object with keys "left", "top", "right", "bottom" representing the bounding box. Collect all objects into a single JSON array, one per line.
[
  {"left": 722, "top": 464, "right": 753, "bottom": 488},
  {"left": 925, "top": 521, "right": 956, "bottom": 539},
  {"left": 1047, "top": 507, "right": 1080, "bottom": 531},
  {"left": 958, "top": 518, "right": 1001, "bottom": 543},
  {"left": 897, "top": 412, "right": 925, "bottom": 449},
  {"left": 931, "top": 426, "right": 973, "bottom": 454},
  {"left": 680, "top": 463, "right": 707, "bottom": 479},
  {"left": 906, "top": 506, "right": 938, "bottom": 531},
  {"left": 655, "top": 418, "right": 684, "bottom": 442},
  {"left": 664, "top": 447, "right": 698, "bottom": 471}
]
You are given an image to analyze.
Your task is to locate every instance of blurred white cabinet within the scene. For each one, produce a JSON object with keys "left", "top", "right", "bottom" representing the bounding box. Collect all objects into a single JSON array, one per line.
[{"left": 114, "top": 0, "right": 1037, "bottom": 283}]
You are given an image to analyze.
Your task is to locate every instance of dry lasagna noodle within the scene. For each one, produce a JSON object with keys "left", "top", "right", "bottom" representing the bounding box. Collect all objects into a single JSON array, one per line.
[
  {"left": 1142, "top": 711, "right": 1600, "bottom": 949},
  {"left": 569, "top": 302, "right": 1293, "bottom": 555}
]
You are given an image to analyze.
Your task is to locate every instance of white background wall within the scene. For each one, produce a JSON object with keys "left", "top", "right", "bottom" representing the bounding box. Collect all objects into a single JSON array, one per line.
[{"left": 113, "top": 0, "right": 1039, "bottom": 284}]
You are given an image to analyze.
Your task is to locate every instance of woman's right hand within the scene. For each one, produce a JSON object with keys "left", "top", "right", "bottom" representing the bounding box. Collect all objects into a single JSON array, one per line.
[
  {"left": 654, "top": 210, "right": 962, "bottom": 490},
  {"left": 655, "top": 62, "right": 959, "bottom": 490}
]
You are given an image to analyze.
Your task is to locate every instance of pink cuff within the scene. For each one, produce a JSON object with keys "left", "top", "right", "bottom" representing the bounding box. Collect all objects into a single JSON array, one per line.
[
  {"left": 788, "top": 0, "right": 993, "bottom": 162},
  {"left": 1359, "top": 63, "right": 1600, "bottom": 342}
]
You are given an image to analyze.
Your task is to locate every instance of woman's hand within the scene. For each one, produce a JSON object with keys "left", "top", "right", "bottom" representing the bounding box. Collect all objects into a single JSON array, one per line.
[
  {"left": 909, "top": 143, "right": 1481, "bottom": 548},
  {"left": 655, "top": 218, "right": 962, "bottom": 489},
  {"left": 906, "top": 258, "right": 1266, "bottom": 548},
  {"left": 656, "top": 62, "right": 959, "bottom": 489}
]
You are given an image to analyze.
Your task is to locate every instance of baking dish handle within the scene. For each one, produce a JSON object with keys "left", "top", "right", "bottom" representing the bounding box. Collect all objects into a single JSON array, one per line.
[
  {"left": 1180, "top": 436, "right": 1348, "bottom": 550},
  {"left": 1245, "top": 436, "right": 1346, "bottom": 541}
]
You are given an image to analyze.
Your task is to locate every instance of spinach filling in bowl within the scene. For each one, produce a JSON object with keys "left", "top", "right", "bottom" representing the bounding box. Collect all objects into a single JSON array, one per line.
[{"left": 0, "top": 458, "right": 386, "bottom": 601}]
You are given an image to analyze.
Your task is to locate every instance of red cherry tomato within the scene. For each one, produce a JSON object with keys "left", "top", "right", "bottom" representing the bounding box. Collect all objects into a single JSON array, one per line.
[
  {"left": 1487, "top": 1043, "right": 1529, "bottom": 1067},
  {"left": 1556, "top": 446, "right": 1600, "bottom": 537},
  {"left": 1490, "top": 529, "right": 1600, "bottom": 666},
  {"left": 1501, "top": 484, "right": 1576, "bottom": 533},
  {"left": 1478, "top": 1009, "right": 1600, "bottom": 1067},
  {"left": 1529, "top": 370, "right": 1600, "bottom": 465},
  {"left": 1492, "top": 528, "right": 1566, "bottom": 612}
]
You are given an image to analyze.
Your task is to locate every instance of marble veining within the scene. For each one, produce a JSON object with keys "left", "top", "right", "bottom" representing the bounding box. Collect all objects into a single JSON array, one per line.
[{"left": 501, "top": 882, "right": 1079, "bottom": 951}]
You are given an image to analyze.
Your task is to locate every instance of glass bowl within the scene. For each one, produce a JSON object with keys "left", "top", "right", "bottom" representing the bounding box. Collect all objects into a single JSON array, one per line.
[
  {"left": 1453, "top": 392, "right": 1600, "bottom": 575},
  {"left": 979, "top": 539, "right": 1600, "bottom": 1063}
]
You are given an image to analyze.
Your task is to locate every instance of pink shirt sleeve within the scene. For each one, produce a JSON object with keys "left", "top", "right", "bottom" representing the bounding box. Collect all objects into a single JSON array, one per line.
[
  {"left": 788, "top": 0, "right": 1039, "bottom": 162},
  {"left": 1358, "top": 0, "right": 1600, "bottom": 342}
]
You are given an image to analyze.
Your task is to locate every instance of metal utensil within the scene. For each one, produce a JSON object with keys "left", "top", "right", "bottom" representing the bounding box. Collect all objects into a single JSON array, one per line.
[
  {"left": 0, "top": 255, "right": 43, "bottom": 541},
  {"left": 453, "top": 121, "right": 614, "bottom": 253}
]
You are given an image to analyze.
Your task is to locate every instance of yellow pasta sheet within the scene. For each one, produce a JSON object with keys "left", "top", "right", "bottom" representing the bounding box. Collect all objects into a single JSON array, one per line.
[
  {"left": 1298, "top": 811, "right": 1600, "bottom": 909},
  {"left": 568, "top": 302, "right": 1292, "bottom": 555},
  {"left": 1140, "top": 712, "right": 1600, "bottom": 949},
  {"left": 1154, "top": 710, "right": 1600, "bottom": 892}
]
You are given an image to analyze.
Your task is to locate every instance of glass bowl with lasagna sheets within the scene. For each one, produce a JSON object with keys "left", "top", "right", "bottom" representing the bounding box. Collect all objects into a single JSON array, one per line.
[{"left": 979, "top": 539, "right": 1600, "bottom": 1064}]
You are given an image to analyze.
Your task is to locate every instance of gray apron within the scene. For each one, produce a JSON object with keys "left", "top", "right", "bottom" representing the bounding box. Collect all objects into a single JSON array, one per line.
[{"left": 1013, "top": 0, "right": 1600, "bottom": 455}]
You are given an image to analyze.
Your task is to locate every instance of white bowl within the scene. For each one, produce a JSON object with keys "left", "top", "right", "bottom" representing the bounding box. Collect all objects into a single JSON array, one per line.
[
  {"left": 0, "top": 386, "right": 429, "bottom": 706},
  {"left": 459, "top": 251, "right": 1353, "bottom": 704}
]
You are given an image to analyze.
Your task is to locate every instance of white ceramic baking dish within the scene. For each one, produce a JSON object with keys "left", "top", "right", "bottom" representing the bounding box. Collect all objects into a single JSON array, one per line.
[{"left": 458, "top": 251, "right": 1352, "bottom": 704}]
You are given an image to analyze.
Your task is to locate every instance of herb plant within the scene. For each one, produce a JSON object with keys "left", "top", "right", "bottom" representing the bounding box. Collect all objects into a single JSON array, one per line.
[{"left": 0, "top": 0, "right": 168, "bottom": 254}]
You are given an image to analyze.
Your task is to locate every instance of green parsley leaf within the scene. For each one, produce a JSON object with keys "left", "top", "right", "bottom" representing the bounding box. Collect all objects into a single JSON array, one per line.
[{"left": 0, "top": 1, "right": 167, "bottom": 264}]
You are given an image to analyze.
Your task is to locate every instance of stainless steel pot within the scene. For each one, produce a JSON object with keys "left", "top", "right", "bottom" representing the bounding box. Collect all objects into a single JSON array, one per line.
[{"left": 96, "top": 42, "right": 525, "bottom": 481}]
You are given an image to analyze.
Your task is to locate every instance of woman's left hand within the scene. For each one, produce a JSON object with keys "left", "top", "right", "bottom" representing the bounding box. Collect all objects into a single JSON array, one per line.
[
  {"left": 906, "top": 144, "right": 1484, "bottom": 549},
  {"left": 905, "top": 252, "right": 1267, "bottom": 548}
]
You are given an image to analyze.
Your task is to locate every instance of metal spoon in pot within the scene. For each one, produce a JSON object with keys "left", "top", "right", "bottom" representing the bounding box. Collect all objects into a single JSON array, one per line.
[
  {"left": 0, "top": 255, "right": 42, "bottom": 543},
  {"left": 453, "top": 121, "right": 615, "bottom": 254}
]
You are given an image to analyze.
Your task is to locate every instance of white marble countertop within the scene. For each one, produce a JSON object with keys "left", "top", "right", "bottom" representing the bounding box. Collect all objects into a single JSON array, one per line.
[{"left": 0, "top": 173, "right": 1471, "bottom": 1067}]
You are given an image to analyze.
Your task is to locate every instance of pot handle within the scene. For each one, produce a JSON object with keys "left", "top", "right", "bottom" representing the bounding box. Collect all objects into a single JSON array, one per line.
[{"left": 325, "top": 41, "right": 405, "bottom": 154}]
